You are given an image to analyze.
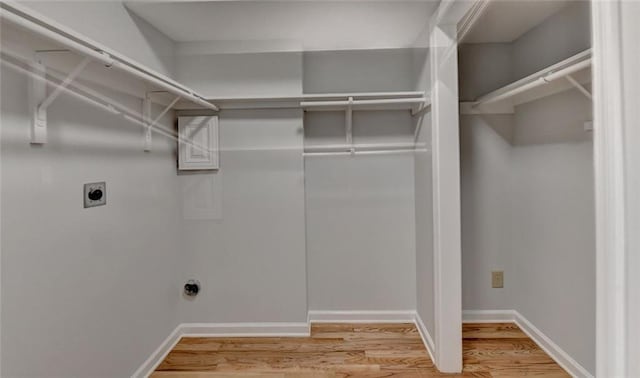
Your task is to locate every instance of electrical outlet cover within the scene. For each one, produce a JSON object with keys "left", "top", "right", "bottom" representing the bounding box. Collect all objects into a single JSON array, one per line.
[
  {"left": 492, "top": 271, "right": 504, "bottom": 288},
  {"left": 84, "top": 182, "right": 106, "bottom": 208}
]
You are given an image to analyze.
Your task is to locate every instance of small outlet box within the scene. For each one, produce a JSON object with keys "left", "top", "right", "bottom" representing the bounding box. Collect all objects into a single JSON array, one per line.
[
  {"left": 492, "top": 271, "right": 504, "bottom": 288},
  {"left": 84, "top": 182, "right": 106, "bottom": 208}
]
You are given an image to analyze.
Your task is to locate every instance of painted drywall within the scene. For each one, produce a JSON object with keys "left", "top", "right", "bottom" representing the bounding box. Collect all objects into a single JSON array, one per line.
[
  {"left": 0, "top": 6, "right": 185, "bottom": 376},
  {"left": 458, "top": 3, "right": 595, "bottom": 372},
  {"left": 177, "top": 109, "right": 308, "bottom": 323},
  {"left": 303, "top": 49, "right": 416, "bottom": 93},
  {"left": 303, "top": 49, "right": 418, "bottom": 313},
  {"left": 0, "top": 64, "right": 182, "bottom": 377},
  {"left": 305, "top": 153, "right": 416, "bottom": 311},
  {"left": 459, "top": 114, "right": 514, "bottom": 310},
  {"left": 509, "top": 134, "right": 595, "bottom": 375},
  {"left": 21, "top": 1, "right": 176, "bottom": 78},
  {"left": 511, "top": 1, "right": 591, "bottom": 80},
  {"left": 176, "top": 52, "right": 303, "bottom": 98},
  {"left": 174, "top": 49, "right": 307, "bottom": 323}
]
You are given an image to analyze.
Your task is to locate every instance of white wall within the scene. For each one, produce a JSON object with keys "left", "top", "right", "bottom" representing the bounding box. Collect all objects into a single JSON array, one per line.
[
  {"left": 305, "top": 154, "right": 416, "bottom": 311},
  {"left": 1, "top": 4, "right": 184, "bottom": 376},
  {"left": 174, "top": 50, "right": 308, "bottom": 323},
  {"left": 459, "top": 114, "right": 514, "bottom": 310},
  {"left": 511, "top": 1, "right": 591, "bottom": 80},
  {"left": 23, "top": 1, "right": 176, "bottom": 78},
  {"left": 303, "top": 49, "right": 416, "bottom": 93},
  {"left": 302, "top": 49, "right": 418, "bottom": 313},
  {"left": 177, "top": 52, "right": 303, "bottom": 98},
  {"left": 0, "top": 66, "right": 182, "bottom": 378},
  {"left": 178, "top": 109, "right": 308, "bottom": 323},
  {"left": 458, "top": 2, "right": 595, "bottom": 373}
]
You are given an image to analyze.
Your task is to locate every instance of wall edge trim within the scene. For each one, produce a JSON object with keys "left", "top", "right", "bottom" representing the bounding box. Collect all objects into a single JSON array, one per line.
[
  {"left": 414, "top": 312, "right": 436, "bottom": 364},
  {"left": 131, "top": 323, "right": 183, "bottom": 378}
]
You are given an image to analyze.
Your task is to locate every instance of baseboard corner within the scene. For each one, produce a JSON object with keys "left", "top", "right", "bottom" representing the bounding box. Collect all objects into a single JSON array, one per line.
[
  {"left": 131, "top": 324, "right": 183, "bottom": 378},
  {"left": 413, "top": 312, "right": 436, "bottom": 364}
]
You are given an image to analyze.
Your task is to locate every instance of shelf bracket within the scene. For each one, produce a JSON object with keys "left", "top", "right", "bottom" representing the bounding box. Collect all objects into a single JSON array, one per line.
[
  {"left": 411, "top": 99, "right": 431, "bottom": 116},
  {"left": 39, "top": 56, "right": 91, "bottom": 111},
  {"left": 29, "top": 55, "right": 91, "bottom": 144},
  {"left": 566, "top": 74, "right": 592, "bottom": 100},
  {"left": 346, "top": 96, "right": 354, "bottom": 155},
  {"left": 143, "top": 94, "right": 181, "bottom": 151}
]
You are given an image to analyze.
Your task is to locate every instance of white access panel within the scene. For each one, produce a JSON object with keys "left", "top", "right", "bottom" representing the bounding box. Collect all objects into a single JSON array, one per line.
[{"left": 178, "top": 116, "right": 219, "bottom": 170}]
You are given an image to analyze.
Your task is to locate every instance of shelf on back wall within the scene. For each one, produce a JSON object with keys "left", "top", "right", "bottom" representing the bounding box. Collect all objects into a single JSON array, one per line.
[
  {"left": 183, "top": 91, "right": 431, "bottom": 112},
  {"left": 460, "top": 49, "right": 592, "bottom": 115}
]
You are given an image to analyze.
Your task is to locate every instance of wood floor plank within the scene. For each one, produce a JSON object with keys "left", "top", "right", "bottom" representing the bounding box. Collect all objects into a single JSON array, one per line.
[{"left": 155, "top": 322, "right": 570, "bottom": 377}]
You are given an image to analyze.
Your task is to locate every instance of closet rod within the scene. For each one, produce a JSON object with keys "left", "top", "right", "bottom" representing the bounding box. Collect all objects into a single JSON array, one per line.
[
  {"left": 301, "top": 97, "right": 427, "bottom": 108},
  {"left": 0, "top": 5, "right": 219, "bottom": 112},
  {"left": 474, "top": 50, "right": 591, "bottom": 106},
  {"left": 304, "top": 142, "right": 420, "bottom": 153},
  {"left": 303, "top": 148, "right": 426, "bottom": 157}
]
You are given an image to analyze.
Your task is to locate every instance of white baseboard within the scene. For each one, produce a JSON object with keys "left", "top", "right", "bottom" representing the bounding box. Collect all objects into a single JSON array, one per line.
[
  {"left": 131, "top": 321, "right": 310, "bottom": 378},
  {"left": 180, "top": 322, "right": 311, "bottom": 338},
  {"left": 131, "top": 323, "right": 183, "bottom": 378},
  {"left": 462, "top": 309, "right": 516, "bottom": 323},
  {"left": 513, "top": 312, "right": 594, "bottom": 378},
  {"left": 307, "top": 310, "right": 416, "bottom": 323},
  {"left": 134, "top": 311, "right": 433, "bottom": 378},
  {"left": 463, "top": 309, "right": 593, "bottom": 378},
  {"left": 414, "top": 312, "right": 436, "bottom": 364}
]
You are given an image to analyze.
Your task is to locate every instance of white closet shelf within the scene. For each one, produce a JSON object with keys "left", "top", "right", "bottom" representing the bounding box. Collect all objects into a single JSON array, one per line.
[
  {"left": 461, "top": 49, "right": 592, "bottom": 114},
  {"left": 0, "top": 1, "right": 218, "bottom": 146}
]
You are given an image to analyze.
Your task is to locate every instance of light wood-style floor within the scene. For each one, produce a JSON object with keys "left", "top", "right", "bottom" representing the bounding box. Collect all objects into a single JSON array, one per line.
[{"left": 152, "top": 323, "right": 570, "bottom": 377}]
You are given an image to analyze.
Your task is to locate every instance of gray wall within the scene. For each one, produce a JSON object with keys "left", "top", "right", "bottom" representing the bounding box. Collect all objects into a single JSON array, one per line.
[
  {"left": 304, "top": 49, "right": 416, "bottom": 93},
  {"left": 178, "top": 109, "right": 308, "bottom": 323},
  {"left": 1, "top": 3, "right": 182, "bottom": 377},
  {"left": 303, "top": 50, "right": 418, "bottom": 312},
  {"left": 176, "top": 52, "right": 308, "bottom": 323},
  {"left": 459, "top": 1, "right": 594, "bottom": 373},
  {"left": 0, "top": 59, "right": 181, "bottom": 378},
  {"left": 23, "top": 1, "right": 176, "bottom": 77},
  {"left": 305, "top": 154, "right": 416, "bottom": 311}
]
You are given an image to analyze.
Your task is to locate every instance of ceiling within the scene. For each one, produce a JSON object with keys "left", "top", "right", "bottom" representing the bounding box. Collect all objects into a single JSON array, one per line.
[
  {"left": 462, "top": 0, "right": 571, "bottom": 44},
  {"left": 124, "top": 1, "right": 440, "bottom": 54}
]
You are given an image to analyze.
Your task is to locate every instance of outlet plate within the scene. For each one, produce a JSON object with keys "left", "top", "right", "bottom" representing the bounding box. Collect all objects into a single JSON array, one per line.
[
  {"left": 492, "top": 271, "right": 504, "bottom": 288},
  {"left": 84, "top": 182, "right": 106, "bottom": 208}
]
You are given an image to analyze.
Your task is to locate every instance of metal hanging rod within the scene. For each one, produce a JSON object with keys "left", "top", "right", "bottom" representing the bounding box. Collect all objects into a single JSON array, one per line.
[
  {"left": 0, "top": 2, "right": 218, "bottom": 112},
  {"left": 301, "top": 97, "right": 428, "bottom": 109},
  {"left": 473, "top": 49, "right": 592, "bottom": 107},
  {"left": 304, "top": 142, "right": 423, "bottom": 153},
  {"left": 303, "top": 148, "right": 428, "bottom": 157}
]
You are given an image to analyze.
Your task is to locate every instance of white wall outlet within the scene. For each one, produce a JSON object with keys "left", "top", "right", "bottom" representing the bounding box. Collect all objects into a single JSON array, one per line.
[
  {"left": 84, "top": 182, "right": 106, "bottom": 208},
  {"left": 492, "top": 271, "right": 504, "bottom": 288}
]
